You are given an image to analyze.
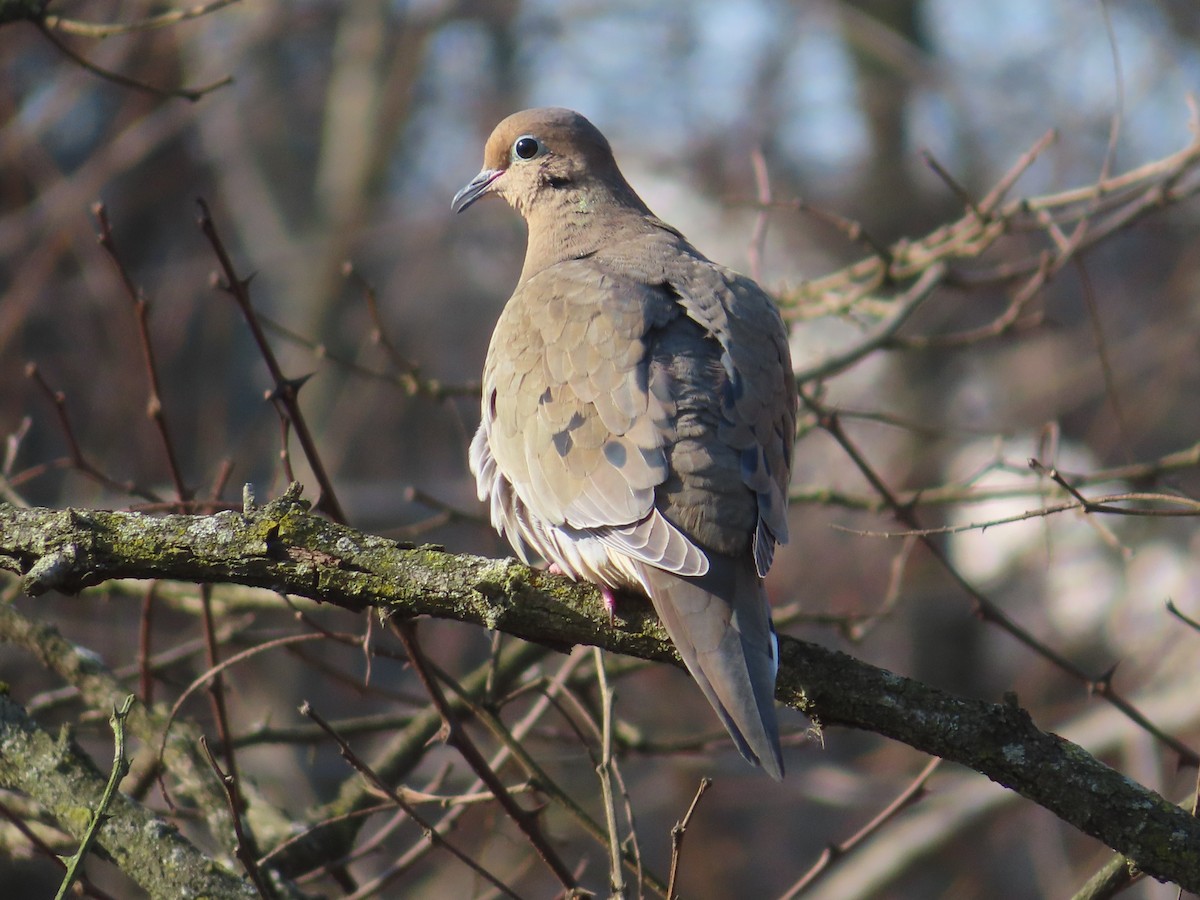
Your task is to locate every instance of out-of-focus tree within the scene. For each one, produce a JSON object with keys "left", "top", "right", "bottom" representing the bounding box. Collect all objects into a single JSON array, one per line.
[{"left": 1, "top": 2, "right": 1199, "bottom": 897}]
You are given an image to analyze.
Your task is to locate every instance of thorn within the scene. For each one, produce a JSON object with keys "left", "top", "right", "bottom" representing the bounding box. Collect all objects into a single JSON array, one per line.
[
  {"left": 1089, "top": 662, "right": 1119, "bottom": 695},
  {"left": 264, "top": 373, "right": 315, "bottom": 401}
]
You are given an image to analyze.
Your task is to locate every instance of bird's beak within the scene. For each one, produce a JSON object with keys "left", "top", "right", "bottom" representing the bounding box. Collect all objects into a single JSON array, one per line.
[{"left": 451, "top": 168, "right": 503, "bottom": 213}]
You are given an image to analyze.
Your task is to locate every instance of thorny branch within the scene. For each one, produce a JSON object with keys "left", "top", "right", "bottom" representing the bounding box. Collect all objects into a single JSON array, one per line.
[
  {"left": 2, "top": 492, "right": 1200, "bottom": 891},
  {"left": 3, "top": 89, "right": 1199, "bottom": 898},
  {"left": 774, "top": 125, "right": 1200, "bottom": 359}
]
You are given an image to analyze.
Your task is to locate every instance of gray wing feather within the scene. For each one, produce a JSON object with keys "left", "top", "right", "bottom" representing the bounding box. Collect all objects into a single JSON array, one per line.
[
  {"left": 632, "top": 556, "right": 783, "bottom": 780},
  {"left": 476, "top": 258, "right": 710, "bottom": 577}
]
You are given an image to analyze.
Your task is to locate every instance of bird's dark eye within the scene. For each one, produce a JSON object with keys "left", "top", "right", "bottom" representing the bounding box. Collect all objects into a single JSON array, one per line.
[{"left": 512, "top": 135, "right": 542, "bottom": 161}]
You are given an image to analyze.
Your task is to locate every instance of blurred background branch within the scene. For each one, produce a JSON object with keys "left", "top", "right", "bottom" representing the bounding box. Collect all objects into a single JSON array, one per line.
[{"left": 2, "top": 1, "right": 1200, "bottom": 897}]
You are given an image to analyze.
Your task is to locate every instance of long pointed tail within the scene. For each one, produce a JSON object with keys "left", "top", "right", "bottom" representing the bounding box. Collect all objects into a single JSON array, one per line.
[{"left": 633, "top": 556, "right": 783, "bottom": 779}]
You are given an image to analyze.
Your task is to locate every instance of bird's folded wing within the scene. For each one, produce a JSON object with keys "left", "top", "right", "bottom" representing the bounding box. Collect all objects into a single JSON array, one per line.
[
  {"left": 478, "top": 241, "right": 795, "bottom": 579},
  {"left": 664, "top": 261, "right": 796, "bottom": 575},
  {"left": 479, "top": 257, "right": 708, "bottom": 576}
]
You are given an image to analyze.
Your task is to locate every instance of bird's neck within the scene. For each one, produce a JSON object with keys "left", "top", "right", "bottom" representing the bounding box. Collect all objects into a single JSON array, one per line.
[{"left": 518, "top": 185, "right": 673, "bottom": 282}]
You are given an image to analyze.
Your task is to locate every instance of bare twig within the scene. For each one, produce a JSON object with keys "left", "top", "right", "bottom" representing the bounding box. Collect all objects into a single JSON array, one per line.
[
  {"left": 802, "top": 392, "right": 1200, "bottom": 767},
  {"left": 389, "top": 620, "right": 580, "bottom": 891},
  {"left": 428, "top": 651, "right": 669, "bottom": 898},
  {"left": 34, "top": 22, "right": 231, "bottom": 101},
  {"left": 789, "top": 439, "right": 1200, "bottom": 512},
  {"left": 665, "top": 777, "right": 711, "bottom": 900},
  {"left": 834, "top": 488, "right": 1200, "bottom": 539},
  {"left": 54, "top": 695, "right": 136, "bottom": 900},
  {"left": 747, "top": 147, "right": 771, "bottom": 284},
  {"left": 199, "top": 736, "right": 272, "bottom": 897},
  {"left": 25, "top": 363, "right": 163, "bottom": 503},
  {"left": 1167, "top": 601, "right": 1200, "bottom": 634},
  {"left": 1069, "top": 853, "right": 1141, "bottom": 900},
  {"left": 43, "top": 0, "right": 240, "bottom": 38},
  {"left": 782, "top": 757, "right": 941, "bottom": 897},
  {"left": 197, "top": 199, "right": 347, "bottom": 523},
  {"left": 300, "top": 702, "right": 523, "bottom": 899},
  {"left": 593, "top": 648, "right": 626, "bottom": 898},
  {"left": 93, "top": 203, "right": 191, "bottom": 503}
]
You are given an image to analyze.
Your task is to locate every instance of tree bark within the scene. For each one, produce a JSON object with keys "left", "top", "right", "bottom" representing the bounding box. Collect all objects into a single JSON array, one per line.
[{"left": 2, "top": 485, "right": 1198, "bottom": 892}]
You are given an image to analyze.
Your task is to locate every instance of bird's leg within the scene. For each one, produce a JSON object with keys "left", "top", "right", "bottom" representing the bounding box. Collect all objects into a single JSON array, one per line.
[
  {"left": 545, "top": 562, "right": 616, "bottom": 623},
  {"left": 600, "top": 585, "right": 618, "bottom": 624}
]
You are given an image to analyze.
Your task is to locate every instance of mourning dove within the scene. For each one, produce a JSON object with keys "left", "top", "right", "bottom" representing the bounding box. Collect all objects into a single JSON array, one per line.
[{"left": 453, "top": 108, "right": 796, "bottom": 779}]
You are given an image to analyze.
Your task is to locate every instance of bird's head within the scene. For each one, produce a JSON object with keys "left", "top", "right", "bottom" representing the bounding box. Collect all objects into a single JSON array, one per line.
[{"left": 452, "top": 107, "right": 647, "bottom": 220}]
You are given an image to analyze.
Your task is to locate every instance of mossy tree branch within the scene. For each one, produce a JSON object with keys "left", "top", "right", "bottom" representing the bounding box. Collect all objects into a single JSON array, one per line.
[
  {"left": 1, "top": 485, "right": 1198, "bottom": 892},
  {"left": 0, "top": 692, "right": 258, "bottom": 899}
]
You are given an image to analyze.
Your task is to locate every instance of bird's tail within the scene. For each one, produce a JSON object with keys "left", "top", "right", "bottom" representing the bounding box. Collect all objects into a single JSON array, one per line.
[{"left": 632, "top": 557, "right": 784, "bottom": 779}]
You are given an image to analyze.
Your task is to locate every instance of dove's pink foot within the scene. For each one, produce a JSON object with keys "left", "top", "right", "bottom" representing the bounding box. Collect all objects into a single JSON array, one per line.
[
  {"left": 600, "top": 585, "right": 618, "bottom": 623},
  {"left": 546, "top": 562, "right": 615, "bottom": 622}
]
